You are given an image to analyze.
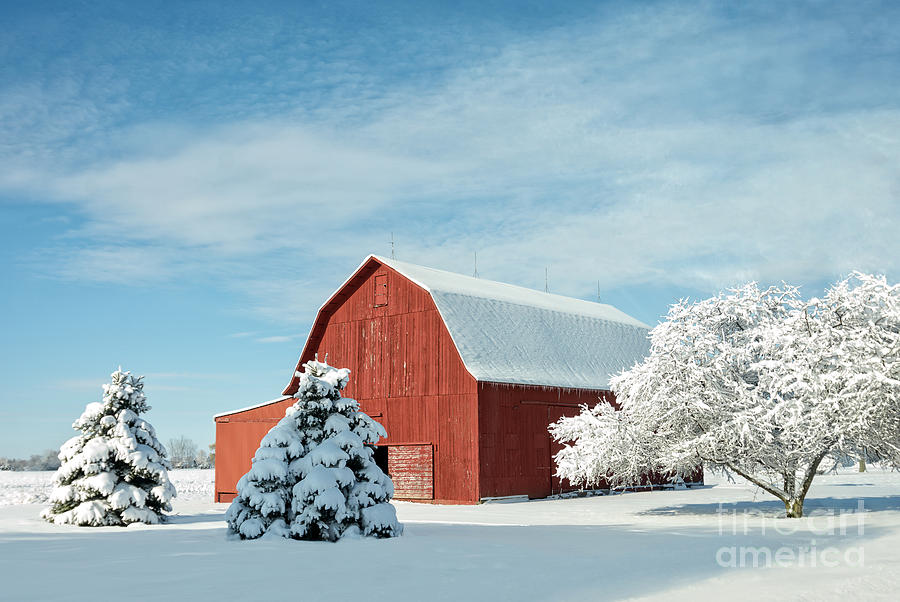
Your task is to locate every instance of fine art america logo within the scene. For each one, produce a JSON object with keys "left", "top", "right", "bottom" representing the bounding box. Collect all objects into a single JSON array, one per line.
[{"left": 715, "top": 501, "right": 866, "bottom": 568}]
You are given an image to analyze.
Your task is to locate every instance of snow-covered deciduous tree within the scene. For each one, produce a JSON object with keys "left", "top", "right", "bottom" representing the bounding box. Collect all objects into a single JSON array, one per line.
[
  {"left": 226, "top": 358, "right": 402, "bottom": 541},
  {"left": 167, "top": 436, "right": 199, "bottom": 468},
  {"left": 551, "top": 273, "right": 900, "bottom": 518},
  {"left": 42, "top": 369, "right": 176, "bottom": 526},
  {"left": 194, "top": 448, "right": 213, "bottom": 469}
]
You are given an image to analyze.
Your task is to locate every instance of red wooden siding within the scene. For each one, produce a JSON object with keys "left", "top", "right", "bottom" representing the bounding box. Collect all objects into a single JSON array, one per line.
[
  {"left": 214, "top": 398, "right": 294, "bottom": 503},
  {"left": 387, "top": 444, "right": 434, "bottom": 499},
  {"left": 478, "top": 382, "right": 615, "bottom": 499}
]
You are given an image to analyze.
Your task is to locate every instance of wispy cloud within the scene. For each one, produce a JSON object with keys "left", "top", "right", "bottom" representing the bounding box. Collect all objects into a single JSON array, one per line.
[
  {"left": 144, "top": 372, "right": 235, "bottom": 380},
  {"left": 50, "top": 372, "right": 235, "bottom": 393},
  {"left": 3, "top": 2, "right": 899, "bottom": 324},
  {"left": 52, "top": 378, "right": 105, "bottom": 393},
  {"left": 255, "top": 335, "right": 299, "bottom": 344}
]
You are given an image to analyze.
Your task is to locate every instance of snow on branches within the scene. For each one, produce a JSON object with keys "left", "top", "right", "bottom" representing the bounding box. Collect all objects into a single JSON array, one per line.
[
  {"left": 551, "top": 273, "right": 900, "bottom": 517},
  {"left": 42, "top": 368, "right": 176, "bottom": 526},
  {"left": 226, "top": 358, "right": 402, "bottom": 541}
]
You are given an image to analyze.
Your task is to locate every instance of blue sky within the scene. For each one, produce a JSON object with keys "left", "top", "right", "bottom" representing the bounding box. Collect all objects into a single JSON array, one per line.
[{"left": 2, "top": 1, "right": 898, "bottom": 457}]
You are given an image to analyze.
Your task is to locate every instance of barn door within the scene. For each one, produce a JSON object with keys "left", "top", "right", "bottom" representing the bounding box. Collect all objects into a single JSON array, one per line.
[
  {"left": 547, "top": 406, "right": 582, "bottom": 494},
  {"left": 521, "top": 405, "right": 553, "bottom": 497},
  {"left": 388, "top": 444, "right": 434, "bottom": 500}
]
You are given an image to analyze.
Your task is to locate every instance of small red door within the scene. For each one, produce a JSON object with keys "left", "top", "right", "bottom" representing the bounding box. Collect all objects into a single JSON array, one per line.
[
  {"left": 388, "top": 444, "right": 434, "bottom": 500},
  {"left": 547, "top": 405, "right": 582, "bottom": 494}
]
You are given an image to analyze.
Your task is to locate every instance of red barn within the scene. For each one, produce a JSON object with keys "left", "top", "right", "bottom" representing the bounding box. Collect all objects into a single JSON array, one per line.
[{"left": 214, "top": 255, "right": 654, "bottom": 504}]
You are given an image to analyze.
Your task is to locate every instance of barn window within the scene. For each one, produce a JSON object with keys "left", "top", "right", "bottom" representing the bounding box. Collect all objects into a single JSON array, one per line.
[{"left": 374, "top": 274, "right": 388, "bottom": 307}]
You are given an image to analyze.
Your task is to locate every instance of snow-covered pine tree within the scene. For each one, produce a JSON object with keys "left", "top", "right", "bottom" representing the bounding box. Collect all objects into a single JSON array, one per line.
[
  {"left": 223, "top": 408, "right": 303, "bottom": 539},
  {"left": 288, "top": 361, "right": 401, "bottom": 541},
  {"left": 42, "top": 369, "right": 176, "bottom": 526},
  {"left": 226, "top": 358, "right": 402, "bottom": 541}
]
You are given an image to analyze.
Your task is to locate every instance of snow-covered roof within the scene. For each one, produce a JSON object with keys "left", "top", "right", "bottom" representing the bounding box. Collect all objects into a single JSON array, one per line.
[
  {"left": 373, "top": 256, "right": 651, "bottom": 390},
  {"left": 214, "top": 396, "right": 291, "bottom": 419}
]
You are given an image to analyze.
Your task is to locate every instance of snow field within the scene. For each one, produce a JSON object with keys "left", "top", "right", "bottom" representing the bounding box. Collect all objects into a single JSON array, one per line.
[
  {"left": 1, "top": 467, "right": 898, "bottom": 600},
  {"left": 0, "top": 468, "right": 214, "bottom": 506}
]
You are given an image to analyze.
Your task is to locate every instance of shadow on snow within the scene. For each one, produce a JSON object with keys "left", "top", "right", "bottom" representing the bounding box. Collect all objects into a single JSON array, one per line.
[{"left": 639, "top": 495, "right": 900, "bottom": 517}]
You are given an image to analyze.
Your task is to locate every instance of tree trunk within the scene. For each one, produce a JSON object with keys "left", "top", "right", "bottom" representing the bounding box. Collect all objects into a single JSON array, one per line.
[
  {"left": 785, "top": 498, "right": 804, "bottom": 518},
  {"left": 859, "top": 457, "right": 866, "bottom": 472},
  {"left": 723, "top": 455, "right": 828, "bottom": 519},
  {"left": 781, "top": 452, "right": 829, "bottom": 518}
]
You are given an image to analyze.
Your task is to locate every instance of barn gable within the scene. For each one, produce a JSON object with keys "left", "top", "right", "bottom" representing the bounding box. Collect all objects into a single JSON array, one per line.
[{"left": 281, "top": 256, "right": 475, "bottom": 398}]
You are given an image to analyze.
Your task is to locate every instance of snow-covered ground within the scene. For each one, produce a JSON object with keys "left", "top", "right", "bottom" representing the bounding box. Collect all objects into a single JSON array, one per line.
[
  {"left": 0, "top": 468, "right": 213, "bottom": 507},
  {"left": 1, "top": 467, "right": 898, "bottom": 601}
]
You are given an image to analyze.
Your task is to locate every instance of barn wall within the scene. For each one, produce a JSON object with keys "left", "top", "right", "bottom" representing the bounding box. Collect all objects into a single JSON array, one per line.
[
  {"left": 286, "top": 261, "right": 480, "bottom": 503},
  {"left": 477, "top": 382, "right": 615, "bottom": 499},
  {"left": 214, "top": 399, "right": 294, "bottom": 502}
]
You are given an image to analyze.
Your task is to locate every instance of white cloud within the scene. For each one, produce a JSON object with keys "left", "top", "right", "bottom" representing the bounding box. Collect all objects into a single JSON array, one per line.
[
  {"left": 4, "top": 3, "right": 899, "bottom": 325},
  {"left": 255, "top": 335, "right": 298, "bottom": 344},
  {"left": 42, "top": 123, "right": 451, "bottom": 255},
  {"left": 41, "top": 245, "right": 183, "bottom": 284}
]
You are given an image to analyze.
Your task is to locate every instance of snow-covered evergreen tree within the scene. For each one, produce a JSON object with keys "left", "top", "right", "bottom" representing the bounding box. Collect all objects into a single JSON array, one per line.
[
  {"left": 42, "top": 369, "right": 176, "bottom": 526},
  {"left": 551, "top": 273, "right": 900, "bottom": 518},
  {"left": 226, "top": 358, "right": 402, "bottom": 541}
]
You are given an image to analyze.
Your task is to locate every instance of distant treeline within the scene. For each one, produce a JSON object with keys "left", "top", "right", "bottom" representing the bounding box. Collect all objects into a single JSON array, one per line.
[
  {"left": 168, "top": 437, "right": 216, "bottom": 469},
  {"left": 0, "top": 450, "right": 61, "bottom": 471},
  {"left": 1, "top": 438, "right": 215, "bottom": 471}
]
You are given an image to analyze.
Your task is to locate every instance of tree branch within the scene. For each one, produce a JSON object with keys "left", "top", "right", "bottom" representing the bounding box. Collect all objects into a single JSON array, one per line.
[
  {"left": 724, "top": 462, "right": 788, "bottom": 502},
  {"left": 797, "top": 451, "right": 829, "bottom": 502}
]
